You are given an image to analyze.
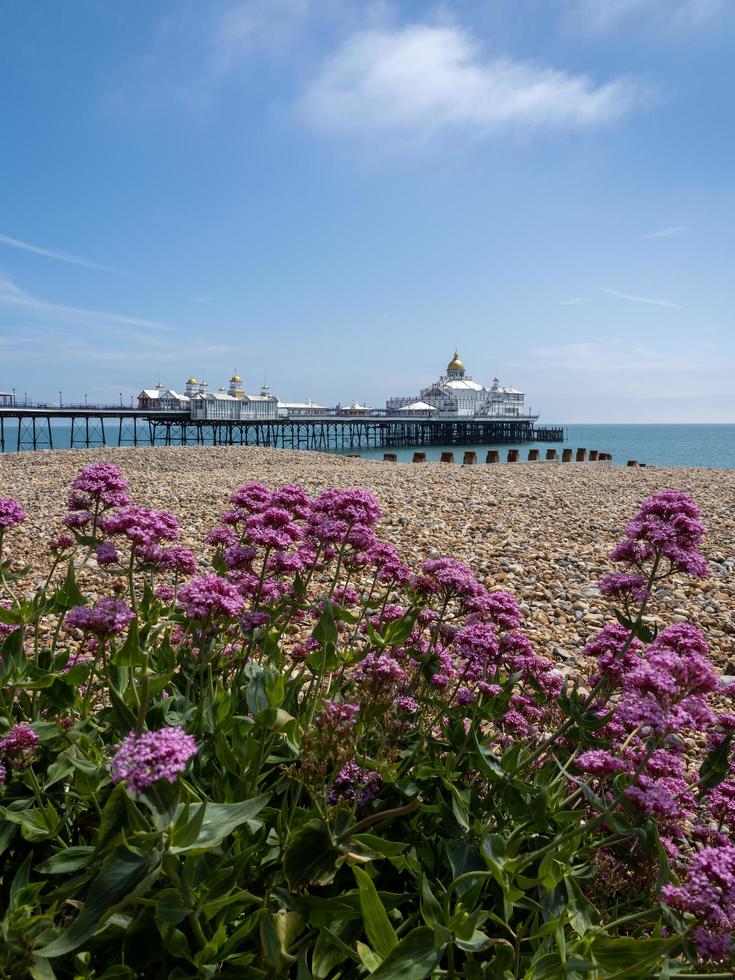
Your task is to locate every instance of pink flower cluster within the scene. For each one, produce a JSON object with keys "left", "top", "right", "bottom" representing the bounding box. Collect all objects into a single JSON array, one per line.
[
  {"left": 177, "top": 574, "right": 243, "bottom": 621},
  {"left": 327, "top": 759, "right": 381, "bottom": 808},
  {"left": 110, "top": 726, "right": 197, "bottom": 793},
  {"left": 610, "top": 489, "right": 708, "bottom": 578},
  {"left": 0, "top": 722, "right": 39, "bottom": 778},
  {"left": 661, "top": 845, "right": 735, "bottom": 961},
  {"left": 101, "top": 507, "right": 180, "bottom": 548},
  {"left": 0, "top": 498, "right": 26, "bottom": 528},
  {"left": 67, "top": 598, "right": 134, "bottom": 637},
  {"left": 579, "top": 620, "right": 733, "bottom": 861},
  {"left": 71, "top": 463, "right": 131, "bottom": 509},
  {"left": 316, "top": 700, "right": 360, "bottom": 730}
]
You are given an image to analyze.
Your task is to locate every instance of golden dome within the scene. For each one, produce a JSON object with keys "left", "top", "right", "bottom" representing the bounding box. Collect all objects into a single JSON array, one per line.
[
  {"left": 447, "top": 351, "right": 464, "bottom": 373},
  {"left": 186, "top": 377, "right": 197, "bottom": 385},
  {"left": 230, "top": 373, "right": 242, "bottom": 383}
]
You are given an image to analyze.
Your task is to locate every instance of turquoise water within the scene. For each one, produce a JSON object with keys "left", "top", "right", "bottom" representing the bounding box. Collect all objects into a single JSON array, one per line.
[
  {"left": 1, "top": 422, "right": 733, "bottom": 469},
  {"left": 350, "top": 424, "right": 735, "bottom": 469}
]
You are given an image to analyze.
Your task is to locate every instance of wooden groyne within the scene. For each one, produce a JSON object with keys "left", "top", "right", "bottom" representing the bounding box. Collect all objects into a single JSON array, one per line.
[{"left": 397, "top": 448, "right": 615, "bottom": 465}]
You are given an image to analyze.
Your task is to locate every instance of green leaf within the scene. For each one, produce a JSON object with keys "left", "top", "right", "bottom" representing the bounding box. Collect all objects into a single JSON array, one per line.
[
  {"left": 113, "top": 616, "right": 145, "bottom": 667},
  {"left": 246, "top": 668, "right": 269, "bottom": 715},
  {"left": 28, "top": 957, "right": 57, "bottom": 980},
  {"left": 95, "top": 783, "right": 131, "bottom": 853},
  {"left": 444, "top": 779, "right": 470, "bottom": 831},
  {"left": 108, "top": 684, "right": 137, "bottom": 733},
  {"left": 368, "top": 927, "right": 442, "bottom": 979},
  {"left": 37, "top": 846, "right": 95, "bottom": 875},
  {"left": 419, "top": 874, "right": 444, "bottom": 929},
  {"left": 155, "top": 888, "right": 190, "bottom": 926},
  {"left": 255, "top": 706, "right": 295, "bottom": 733},
  {"left": 382, "top": 611, "right": 417, "bottom": 648},
  {"left": 0, "top": 804, "right": 61, "bottom": 842},
  {"left": 50, "top": 559, "right": 86, "bottom": 613},
  {"left": 356, "top": 941, "right": 383, "bottom": 973},
  {"left": 312, "top": 602, "right": 338, "bottom": 646},
  {"left": 0, "top": 604, "right": 23, "bottom": 624},
  {"left": 353, "top": 866, "right": 398, "bottom": 960},
  {"left": 585, "top": 935, "right": 679, "bottom": 973},
  {"left": 698, "top": 732, "right": 733, "bottom": 795},
  {"left": 284, "top": 820, "right": 341, "bottom": 888},
  {"left": 36, "top": 847, "right": 154, "bottom": 958},
  {"left": 170, "top": 800, "right": 208, "bottom": 849},
  {"left": 168, "top": 796, "right": 269, "bottom": 854},
  {"left": 351, "top": 834, "right": 408, "bottom": 859}
]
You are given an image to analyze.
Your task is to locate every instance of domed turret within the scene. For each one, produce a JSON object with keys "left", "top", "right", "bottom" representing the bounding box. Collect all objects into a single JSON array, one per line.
[
  {"left": 228, "top": 370, "right": 245, "bottom": 398},
  {"left": 447, "top": 351, "right": 465, "bottom": 378}
]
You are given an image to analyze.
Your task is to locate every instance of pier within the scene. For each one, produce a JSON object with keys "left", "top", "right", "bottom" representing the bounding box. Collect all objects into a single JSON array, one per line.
[{"left": 0, "top": 407, "right": 564, "bottom": 453}]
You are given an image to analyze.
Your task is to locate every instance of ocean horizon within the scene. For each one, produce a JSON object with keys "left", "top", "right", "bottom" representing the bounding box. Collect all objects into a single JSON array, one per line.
[{"left": 1, "top": 422, "right": 734, "bottom": 469}]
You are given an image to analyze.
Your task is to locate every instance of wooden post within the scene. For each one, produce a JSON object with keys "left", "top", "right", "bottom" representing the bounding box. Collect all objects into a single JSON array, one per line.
[
  {"left": 575, "top": 448, "right": 586, "bottom": 462},
  {"left": 507, "top": 449, "right": 519, "bottom": 462},
  {"left": 589, "top": 450, "right": 598, "bottom": 461},
  {"left": 440, "top": 451, "right": 455, "bottom": 463},
  {"left": 412, "top": 451, "right": 427, "bottom": 463},
  {"left": 545, "top": 449, "right": 557, "bottom": 460},
  {"left": 627, "top": 460, "right": 638, "bottom": 467},
  {"left": 528, "top": 449, "right": 539, "bottom": 461},
  {"left": 562, "top": 449, "right": 573, "bottom": 462},
  {"left": 462, "top": 451, "right": 477, "bottom": 465},
  {"left": 486, "top": 450, "right": 500, "bottom": 463},
  {"left": 383, "top": 452, "right": 397, "bottom": 462}
]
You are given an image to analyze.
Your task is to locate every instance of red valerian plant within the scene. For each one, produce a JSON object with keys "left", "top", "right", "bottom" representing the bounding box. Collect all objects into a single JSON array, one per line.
[{"left": 1, "top": 465, "right": 734, "bottom": 978}]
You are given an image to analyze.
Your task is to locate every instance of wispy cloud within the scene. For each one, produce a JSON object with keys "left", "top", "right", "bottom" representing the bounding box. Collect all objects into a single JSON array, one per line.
[
  {"left": 211, "top": 0, "right": 312, "bottom": 66},
  {"left": 643, "top": 225, "right": 686, "bottom": 239},
  {"left": 565, "top": 0, "right": 727, "bottom": 34},
  {"left": 560, "top": 297, "right": 585, "bottom": 305},
  {"left": 0, "top": 275, "right": 171, "bottom": 332},
  {"left": 600, "top": 286, "right": 681, "bottom": 309},
  {"left": 528, "top": 340, "right": 700, "bottom": 375},
  {"left": 296, "top": 24, "right": 651, "bottom": 143},
  {"left": 0, "top": 232, "right": 121, "bottom": 274}
]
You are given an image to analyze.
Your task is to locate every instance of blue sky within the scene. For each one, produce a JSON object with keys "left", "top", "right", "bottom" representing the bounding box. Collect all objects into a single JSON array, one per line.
[{"left": 1, "top": 0, "right": 733, "bottom": 422}]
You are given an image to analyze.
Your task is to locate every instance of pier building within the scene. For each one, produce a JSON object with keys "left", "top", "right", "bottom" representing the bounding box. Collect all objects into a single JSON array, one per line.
[
  {"left": 386, "top": 352, "right": 530, "bottom": 419},
  {"left": 140, "top": 375, "right": 279, "bottom": 420},
  {"left": 277, "top": 399, "right": 327, "bottom": 417},
  {"left": 137, "top": 384, "right": 189, "bottom": 411}
]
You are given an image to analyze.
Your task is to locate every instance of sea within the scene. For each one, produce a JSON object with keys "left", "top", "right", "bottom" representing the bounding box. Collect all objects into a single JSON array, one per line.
[{"left": 0, "top": 422, "right": 734, "bottom": 469}]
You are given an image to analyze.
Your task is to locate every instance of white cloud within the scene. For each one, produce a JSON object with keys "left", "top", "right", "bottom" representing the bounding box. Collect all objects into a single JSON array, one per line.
[
  {"left": 566, "top": 0, "right": 726, "bottom": 34},
  {"left": 212, "top": 0, "right": 312, "bottom": 66},
  {"left": 0, "top": 275, "right": 171, "bottom": 333},
  {"left": 600, "top": 286, "right": 681, "bottom": 309},
  {"left": 296, "top": 24, "right": 650, "bottom": 142},
  {"left": 528, "top": 340, "right": 699, "bottom": 375},
  {"left": 643, "top": 225, "right": 686, "bottom": 239},
  {"left": 0, "top": 232, "right": 121, "bottom": 274}
]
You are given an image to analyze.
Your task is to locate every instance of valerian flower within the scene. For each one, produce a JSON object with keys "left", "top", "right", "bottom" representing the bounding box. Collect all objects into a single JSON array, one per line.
[
  {"left": 610, "top": 489, "right": 708, "bottom": 578},
  {"left": 66, "top": 598, "right": 134, "bottom": 637},
  {"left": 110, "top": 727, "right": 197, "bottom": 794},
  {"left": 177, "top": 574, "right": 243, "bottom": 621},
  {"left": 0, "top": 498, "right": 26, "bottom": 528}
]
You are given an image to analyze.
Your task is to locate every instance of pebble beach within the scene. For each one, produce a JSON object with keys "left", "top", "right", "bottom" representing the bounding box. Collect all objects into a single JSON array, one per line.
[{"left": 2, "top": 446, "right": 734, "bottom": 684}]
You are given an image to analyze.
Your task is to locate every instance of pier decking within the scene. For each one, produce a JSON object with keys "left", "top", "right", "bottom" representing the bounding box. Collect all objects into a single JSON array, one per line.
[{"left": 0, "top": 408, "right": 564, "bottom": 453}]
